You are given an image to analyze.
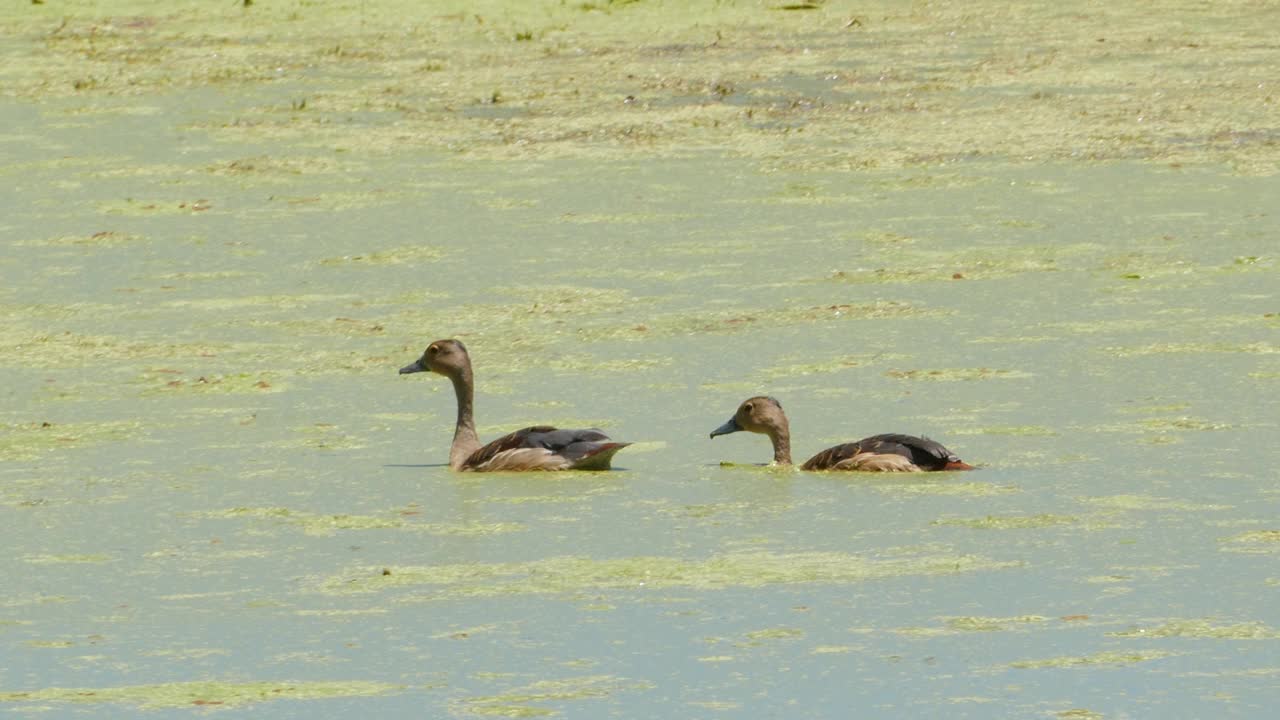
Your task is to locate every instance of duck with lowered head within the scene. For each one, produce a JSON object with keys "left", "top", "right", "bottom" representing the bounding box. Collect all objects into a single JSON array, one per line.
[
  {"left": 399, "top": 339, "right": 630, "bottom": 471},
  {"left": 710, "top": 395, "right": 974, "bottom": 472}
]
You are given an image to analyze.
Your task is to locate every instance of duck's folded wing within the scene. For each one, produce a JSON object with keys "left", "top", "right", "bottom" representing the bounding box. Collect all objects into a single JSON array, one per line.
[
  {"left": 856, "top": 433, "right": 962, "bottom": 470},
  {"left": 800, "top": 442, "right": 867, "bottom": 471},
  {"left": 464, "top": 426, "right": 628, "bottom": 471}
]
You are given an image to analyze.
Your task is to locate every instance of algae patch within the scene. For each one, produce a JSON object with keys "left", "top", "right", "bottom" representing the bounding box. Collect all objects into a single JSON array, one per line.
[
  {"left": 1102, "top": 342, "right": 1280, "bottom": 357},
  {"left": 740, "top": 627, "right": 805, "bottom": 645},
  {"left": 137, "top": 371, "right": 283, "bottom": 395},
  {"left": 933, "top": 514, "right": 1077, "bottom": 530},
  {"left": 949, "top": 425, "right": 1057, "bottom": 437},
  {"left": 755, "top": 353, "right": 899, "bottom": 380},
  {"left": 1081, "top": 495, "right": 1230, "bottom": 512},
  {"left": 1109, "top": 619, "right": 1280, "bottom": 640},
  {"left": 324, "top": 551, "right": 1017, "bottom": 597},
  {"left": 942, "top": 615, "right": 1048, "bottom": 632},
  {"left": 586, "top": 300, "right": 935, "bottom": 341},
  {"left": 898, "top": 615, "right": 1048, "bottom": 635},
  {"left": 200, "top": 507, "right": 523, "bottom": 537},
  {"left": 1221, "top": 530, "right": 1280, "bottom": 554},
  {"left": 869, "top": 481, "right": 1018, "bottom": 498},
  {"left": 0, "top": 421, "right": 140, "bottom": 461},
  {"left": 886, "top": 368, "right": 1031, "bottom": 382},
  {"left": 826, "top": 248, "right": 1060, "bottom": 283},
  {"left": 23, "top": 554, "right": 112, "bottom": 565},
  {"left": 318, "top": 245, "right": 444, "bottom": 266},
  {"left": 453, "top": 675, "right": 650, "bottom": 718},
  {"left": 811, "top": 645, "right": 857, "bottom": 655},
  {"left": 96, "top": 198, "right": 213, "bottom": 216},
  {"left": 1136, "top": 417, "right": 1232, "bottom": 432},
  {"left": 17, "top": 231, "right": 147, "bottom": 248},
  {"left": 1, "top": 330, "right": 231, "bottom": 366},
  {"left": 0, "top": 680, "right": 402, "bottom": 709},
  {"left": 1008, "top": 649, "right": 1175, "bottom": 669},
  {"left": 544, "top": 355, "right": 670, "bottom": 374}
]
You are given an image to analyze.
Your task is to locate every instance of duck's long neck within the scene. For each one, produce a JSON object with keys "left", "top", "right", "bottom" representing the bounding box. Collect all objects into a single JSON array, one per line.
[
  {"left": 447, "top": 368, "right": 480, "bottom": 470},
  {"left": 768, "top": 421, "right": 792, "bottom": 465}
]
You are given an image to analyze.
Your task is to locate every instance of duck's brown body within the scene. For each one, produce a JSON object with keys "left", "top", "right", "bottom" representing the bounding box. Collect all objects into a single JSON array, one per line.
[
  {"left": 710, "top": 396, "right": 973, "bottom": 472},
  {"left": 400, "top": 339, "right": 628, "bottom": 472},
  {"left": 799, "top": 433, "right": 973, "bottom": 471},
  {"left": 458, "top": 425, "right": 628, "bottom": 472}
]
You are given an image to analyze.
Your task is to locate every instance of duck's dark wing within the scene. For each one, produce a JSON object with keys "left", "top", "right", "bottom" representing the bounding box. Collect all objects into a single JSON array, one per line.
[
  {"left": 464, "top": 426, "right": 628, "bottom": 471},
  {"left": 801, "top": 433, "right": 969, "bottom": 471},
  {"left": 861, "top": 433, "right": 963, "bottom": 470},
  {"left": 801, "top": 442, "right": 870, "bottom": 471}
]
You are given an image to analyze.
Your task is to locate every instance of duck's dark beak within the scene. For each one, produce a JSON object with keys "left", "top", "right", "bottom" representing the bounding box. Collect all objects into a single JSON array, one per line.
[
  {"left": 399, "top": 359, "right": 426, "bottom": 375},
  {"left": 709, "top": 417, "right": 742, "bottom": 439}
]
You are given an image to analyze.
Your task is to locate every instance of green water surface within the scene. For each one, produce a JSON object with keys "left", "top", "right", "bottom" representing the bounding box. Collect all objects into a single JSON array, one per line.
[{"left": 2, "top": 1, "right": 1278, "bottom": 718}]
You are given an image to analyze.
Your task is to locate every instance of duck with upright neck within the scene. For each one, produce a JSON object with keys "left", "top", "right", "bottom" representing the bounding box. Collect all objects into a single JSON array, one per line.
[
  {"left": 710, "top": 396, "right": 974, "bottom": 471},
  {"left": 399, "top": 339, "right": 630, "bottom": 471}
]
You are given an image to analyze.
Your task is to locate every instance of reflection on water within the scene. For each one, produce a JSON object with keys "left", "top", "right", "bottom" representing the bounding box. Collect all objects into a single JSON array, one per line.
[{"left": 3, "top": 1, "right": 1279, "bottom": 717}]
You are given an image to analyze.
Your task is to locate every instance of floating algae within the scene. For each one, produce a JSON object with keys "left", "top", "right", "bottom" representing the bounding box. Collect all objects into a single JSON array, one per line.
[
  {"left": 1136, "top": 417, "right": 1232, "bottom": 432},
  {"left": 755, "top": 353, "right": 902, "bottom": 380},
  {"left": 869, "top": 481, "right": 1019, "bottom": 498},
  {"left": 810, "top": 645, "right": 858, "bottom": 655},
  {"left": 16, "top": 232, "right": 148, "bottom": 248},
  {"left": 1102, "top": 342, "right": 1280, "bottom": 357},
  {"left": 4, "top": 2, "right": 1280, "bottom": 717},
  {"left": 1108, "top": 619, "right": 1280, "bottom": 640},
  {"left": 582, "top": 301, "right": 940, "bottom": 342},
  {"left": 1, "top": 330, "right": 232, "bottom": 367},
  {"left": 198, "top": 507, "right": 524, "bottom": 537},
  {"left": 1008, "top": 649, "right": 1175, "bottom": 670},
  {"left": 886, "top": 368, "right": 1032, "bottom": 382},
  {"left": 318, "top": 245, "right": 444, "bottom": 266},
  {"left": 322, "top": 551, "right": 1018, "bottom": 598},
  {"left": 0, "top": 421, "right": 140, "bottom": 461},
  {"left": 0, "top": 680, "right": 403, "bottom": 709},
  {"left": 933, "top": 515, "right": 1078, "bottom": 530},
  {"left": 948, "top": 425, "right": 1058, "bottom": 436},
  {"left": 897, "top": 615, "right": 1048, "bottom": 636},
  {"left": 1080, "top": 495, "right": 1231, "bottom": 512},
  {"left": 1220, "top": 530, "right": 1280, "bottom": 554},
  {"left": 740, "top": 627, "right": 805, "bottom": 645},
  {"left": 136, "top": 371, "right": 283, "bottom": 395},
  {"left": 941, "top": 615, "right": 1049, "bottom": 632},
  {"left": 453, "top": 675, "right": 651, "bottom": 718},
  {"left": 22, "top": 554, "right": 112, "bottom": 564}
]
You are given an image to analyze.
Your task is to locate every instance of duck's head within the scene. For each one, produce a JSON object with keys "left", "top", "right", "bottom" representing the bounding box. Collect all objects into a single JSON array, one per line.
[
  {"left": 710, "top": 396, "right": 788, "bottom": 439},
  {"left": 400, "top": 339, "right": 471, "bottom": 378}
]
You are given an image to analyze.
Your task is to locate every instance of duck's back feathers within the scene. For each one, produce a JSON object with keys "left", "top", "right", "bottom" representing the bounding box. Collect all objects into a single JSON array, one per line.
[
  {"left": 463, "top": 426, "right": 629, "bottom": 472},
  {"left": 801, "top": 433, "right": 970, "bottom": 472}
]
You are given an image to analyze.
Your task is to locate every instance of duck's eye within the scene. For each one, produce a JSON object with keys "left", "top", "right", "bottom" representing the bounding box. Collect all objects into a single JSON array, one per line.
[
  {"left": 427, "top": 345, "right": 438, "bottom": 354},
  {"left": 743, "top": 403, "right": 753, "bottom": 413}
]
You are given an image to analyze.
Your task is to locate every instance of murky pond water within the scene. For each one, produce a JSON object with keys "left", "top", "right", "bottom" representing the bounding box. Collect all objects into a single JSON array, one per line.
[{"left": 3, "top": 1, "right": 1278, "bottom": 717}]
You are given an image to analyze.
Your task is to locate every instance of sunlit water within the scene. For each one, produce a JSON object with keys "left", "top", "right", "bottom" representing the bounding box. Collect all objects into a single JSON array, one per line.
[{"left": 3, "top": 2, "right": 1279, "bottom": 718}]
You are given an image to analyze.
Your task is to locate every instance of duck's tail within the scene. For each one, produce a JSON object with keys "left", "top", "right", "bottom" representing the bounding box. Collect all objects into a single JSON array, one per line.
[{"left": 570, "top": 442, "right": 631, "bottom": 471}]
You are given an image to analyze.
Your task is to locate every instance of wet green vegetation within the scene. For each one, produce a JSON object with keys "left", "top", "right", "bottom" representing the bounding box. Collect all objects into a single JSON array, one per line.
[
  {"left": 0, "top": 420, "right": 141, "bottom": 461},
  {"left": 0, "top": 680, "right": 403, "bottom": 709},
  {"left": 17, "top": 0, "right": 1276, "bottom": 170},
  {"left": 453, "top": 675, "right": 651, "bottom": 718},
  {"left": 3, "top": 0, "right": 1278, "bottom": 717},
  {"left": 933, "top": 514, "right": 1078, "bottom": 530},
  {"left": 1008, "top": 650, "right": 1176, "bottom": 670},
  {"left": 325, "top": 551, "right": 1016, "bottom": 598},
  {"left": 200, "top": 506, "right": 525, "bottom": 537},
  {"left": 1221, "top": 530, "right": 1280, "bottom": 554},
  {"left": 1109, "top": 619, "right": 1280, "bottom": 640}
]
